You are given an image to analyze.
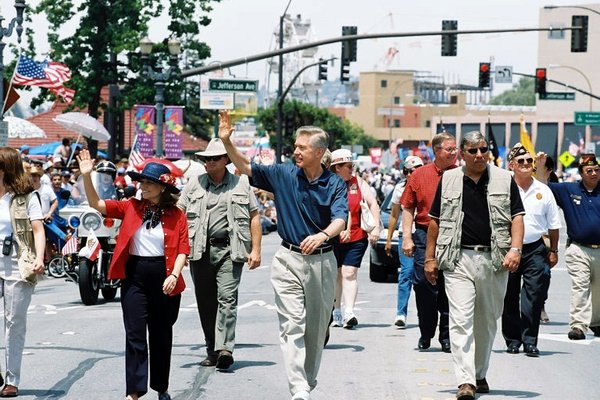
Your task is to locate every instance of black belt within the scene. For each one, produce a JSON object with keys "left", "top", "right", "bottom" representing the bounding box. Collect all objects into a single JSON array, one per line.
[
  {"left": 281, "top": 241, "right": 333, "bottom": 255},
  {"left": 208, "top": 237, "right": 230, "bottom": 245},
  {"left": 415, "top": 224, "right": 428, "bottom": 231},
  {"left": 573, "top": 242, "right": 600, "bottom": 249},
  {"left": 461, "top": 244, "right": 491, "bottom": 252},
  {"left": 523, "top": 238, "right": 544, "bottom": 249}
]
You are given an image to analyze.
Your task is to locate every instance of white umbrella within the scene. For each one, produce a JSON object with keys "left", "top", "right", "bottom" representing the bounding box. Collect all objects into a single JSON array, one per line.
[
  {"left": 172, "top": 159, "right": 205, "bottom": 179},
  {"left": 53, "top": 112, "right": 111, "bottom": 142},
  {"left": 5, "top": 116, "right": 47, "bottom": 139}
]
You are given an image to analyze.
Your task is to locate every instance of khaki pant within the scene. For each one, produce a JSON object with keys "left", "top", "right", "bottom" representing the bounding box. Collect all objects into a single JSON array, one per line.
[
  {"left": 565, "top": 243, "right": 600, "bottom": 331},
  {"left": 271, "top": 247, "right": 337, "bottom": 396},
  {"left": 443, "top": 250, "right": 508, "bottom": 386}
]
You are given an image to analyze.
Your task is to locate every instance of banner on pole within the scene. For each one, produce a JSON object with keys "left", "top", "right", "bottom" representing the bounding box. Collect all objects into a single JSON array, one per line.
[
  {"left": 164, "top": 106, "right": 184, "bottom": 160},
  {"left": 134, "top": 105, "right": 156, "bottom": 157}
]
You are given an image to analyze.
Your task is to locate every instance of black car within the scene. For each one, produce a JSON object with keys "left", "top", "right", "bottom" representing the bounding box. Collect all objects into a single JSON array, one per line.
[{"left": 369, "top": 190, "right": 400, "bottom": 282}]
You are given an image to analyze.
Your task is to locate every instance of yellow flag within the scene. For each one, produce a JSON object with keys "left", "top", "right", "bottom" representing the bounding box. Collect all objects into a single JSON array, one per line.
[{"left": 520, "top": 116, "right": 535, "bottom": 156}]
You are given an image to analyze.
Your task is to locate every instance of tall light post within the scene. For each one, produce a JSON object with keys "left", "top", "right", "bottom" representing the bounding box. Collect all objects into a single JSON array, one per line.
[
  {"left": 276, "top": 0, "right": 293, "bottom": 164},
  {"left": 548, "top": 63, "right": 594, "bottom": 148},
  {"left": 0, "top": 0, "right": 25, "bottom": 124},
  {"left": 140, "top": 36, "right": 181, "bottom": 157}
]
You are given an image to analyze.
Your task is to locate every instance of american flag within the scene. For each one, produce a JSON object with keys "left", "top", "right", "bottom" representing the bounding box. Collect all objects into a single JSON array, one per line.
[
  {"left": 12, "top": 55, "right": 76, "bottom": 103},
  {"left": 128, "top": 134, "right": 146, "bottom": 168},
  {"left": 61, "top": 233, "right": 78, "bottom": 255}
]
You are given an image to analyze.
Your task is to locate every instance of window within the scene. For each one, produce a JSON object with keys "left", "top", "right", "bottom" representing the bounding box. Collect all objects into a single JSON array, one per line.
[
  {"left": 450, "top": 95, "right": 458, "bottom": 104},
  {"left": 394, "top": 119, "right": 401, "bottom": 128},
  {"left": 393, "top": 96, "right": 401, "bottom": 105},
  {"left": 381, "top": 80, "right": 387, "bottom": 88}
]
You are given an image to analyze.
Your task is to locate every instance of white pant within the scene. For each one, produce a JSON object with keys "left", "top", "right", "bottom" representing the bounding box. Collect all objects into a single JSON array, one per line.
[
  {"left": 443, "top": 250, "right": 508, "bottom": 386},
  {"left": 270, "top": 247, "right": 337, "bottom": 396},
  {"left": 0, "top": 278, "right": 35, "bottom": 386},
  {"left": 565, "top": 244, "right": 600, "bottom": 331}
]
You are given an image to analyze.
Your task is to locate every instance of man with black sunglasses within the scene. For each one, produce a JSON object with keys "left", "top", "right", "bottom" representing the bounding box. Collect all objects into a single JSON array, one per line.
[
  {"left": 536, "top": 152, "right": 600, "bottom": 341},
  {"left": 501, "top": 144, "right": 561, "bottom": 357},
  {"left": 425, "top": 131, "right": 524, "bottom": 400},
  {"left": 178, "top": 137, "right": 262, "bottom": 370}
]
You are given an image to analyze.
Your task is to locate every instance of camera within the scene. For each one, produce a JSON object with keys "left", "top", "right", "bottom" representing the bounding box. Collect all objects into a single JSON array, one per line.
[{"left": 2, "top": 234, "right": 13, "bottom": 256}]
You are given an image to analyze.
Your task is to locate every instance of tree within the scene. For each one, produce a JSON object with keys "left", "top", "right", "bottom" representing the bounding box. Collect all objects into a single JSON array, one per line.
[
  {"left": 490, "top": 77, "right": 535, "bottom": 106},
  {"left": 257, "top": 100, "right": 380, "bottom": 156}
]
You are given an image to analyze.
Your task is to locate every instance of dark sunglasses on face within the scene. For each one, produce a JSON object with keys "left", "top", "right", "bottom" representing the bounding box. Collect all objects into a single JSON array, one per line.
[
  {"left": 465, "top": 146, "right": 489, "bottom": 155},
  {"left": 515, "top": 157, "right": 534, "bottom": 165},
  {"left": 200, "top": 155, "right": 224, "bottom": 162}
]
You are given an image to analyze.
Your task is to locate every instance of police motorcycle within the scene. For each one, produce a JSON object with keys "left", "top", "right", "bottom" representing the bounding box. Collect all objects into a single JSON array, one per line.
[{"left": 57, "top": 161, "right": 122, "bottom": 305}]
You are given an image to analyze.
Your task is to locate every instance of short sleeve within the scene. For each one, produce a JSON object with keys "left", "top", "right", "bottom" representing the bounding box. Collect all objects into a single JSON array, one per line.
[{"left": 27, "top": 194, "right": 44, "bottom": 221}]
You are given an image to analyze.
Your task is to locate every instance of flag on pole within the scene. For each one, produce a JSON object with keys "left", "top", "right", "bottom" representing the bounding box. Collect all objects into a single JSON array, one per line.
[
  {"left": 486, "top": 120, "right": 501, "bottom": 166},
  {"left": 81, "top": 230, "right": 101, "bottom": 261},
  {"left": 519, "top": 115, "right": 535, "bottom": 156},
  {"left": 128, "top": 134, "right": 146, "bottom": 168},
  {"left": 12, "top": 55, "right": 75, "bottom": 103},
  {"left": 61, "top": 233, "right": 78, "bottom": 255}
]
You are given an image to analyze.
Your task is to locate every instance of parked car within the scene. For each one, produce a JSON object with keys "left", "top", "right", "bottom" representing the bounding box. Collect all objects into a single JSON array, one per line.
[{"left": 369, "top": 190, "right": 400, "bottom": 283}]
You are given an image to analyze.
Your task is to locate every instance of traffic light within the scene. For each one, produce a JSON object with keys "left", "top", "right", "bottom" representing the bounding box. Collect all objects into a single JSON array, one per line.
[
  {"left": 535, "top": 68, "right": 547, "bottom": 96},
  {"left": 571, "top": 15, "right": 588, "bottom": 52},
  {"left": 340, "top": 59, "right": 351, "bottom": 83},
  {"left": 441, "top": 20, "right": 457, "bottom": 56},
  {"left": 318, "top": 59, "right": 328, "bottom": 81},
  {"left": 478, "top": 62, "right": 491, "bottom": 88},
  {"left": 341, "top": 26, "right": 357, "bottom": 61}
]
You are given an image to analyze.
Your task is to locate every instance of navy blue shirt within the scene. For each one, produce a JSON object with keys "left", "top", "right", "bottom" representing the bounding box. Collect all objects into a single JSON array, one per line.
[
  {"left": 250, "top": 163, "right": 348, "bottom": 245},
  {"left": 548, "top": 182, "right": 600, "bottom": 245}
]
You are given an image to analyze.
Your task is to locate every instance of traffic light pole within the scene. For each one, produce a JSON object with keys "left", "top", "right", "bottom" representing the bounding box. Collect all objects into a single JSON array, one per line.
[{"left": 511, "top": 71, "right": 600, "bottom": 100}]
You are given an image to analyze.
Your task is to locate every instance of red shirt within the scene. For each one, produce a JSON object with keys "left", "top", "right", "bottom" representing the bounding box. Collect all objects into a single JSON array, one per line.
[
  {"left": 347, "top": 176, "right": 368, "bottom": 242},
  {"left": 104, "top": 198, "right": 190, "bottom": 295},
  {"left": 400, "top": 162, "right": 456, "bottom": 227}
]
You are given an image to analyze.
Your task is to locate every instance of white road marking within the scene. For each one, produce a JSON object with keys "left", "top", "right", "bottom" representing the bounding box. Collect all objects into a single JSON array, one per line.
[
  {"left": 238, "top": 300, "right": 277, "bottom": 311},
  {"left": 538, "top": 332, "right": 599, "bottom": 345}
]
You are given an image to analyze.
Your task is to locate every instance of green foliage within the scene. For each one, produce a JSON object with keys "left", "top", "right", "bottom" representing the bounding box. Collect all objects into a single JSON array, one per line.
[
  {"left": 490, "top": 77, "right": 535, "bottom": 106},
  {"left": 257, "top": 100, "right": 379, "bottom": 154}
]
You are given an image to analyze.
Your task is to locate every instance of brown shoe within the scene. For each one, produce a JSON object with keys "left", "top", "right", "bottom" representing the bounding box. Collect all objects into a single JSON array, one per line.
[
  {"left": 0, "top": 385, "right": 18, "bottom": 398},
  {"left": 216, "top": 350, "right": 234, "bottom": 369},
  {"left": 456, "top": 383, "right": 475, "bottom": 400},
  {"left": 199, "top": 354, "right": 218, "bottom": 367},
  {"left": 476, "top": 378, "right": 489, "bottom": 393}
]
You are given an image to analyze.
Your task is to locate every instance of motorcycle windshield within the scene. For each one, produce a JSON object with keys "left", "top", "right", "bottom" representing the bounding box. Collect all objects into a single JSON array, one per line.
[{"left": 70, "top": 172, "right": 118, "bottom": 205}]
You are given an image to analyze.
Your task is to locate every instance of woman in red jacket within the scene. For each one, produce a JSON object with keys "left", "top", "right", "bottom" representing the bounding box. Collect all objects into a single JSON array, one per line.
[{"left": 77, "top": 150, "right": 189, "bottom": 400}]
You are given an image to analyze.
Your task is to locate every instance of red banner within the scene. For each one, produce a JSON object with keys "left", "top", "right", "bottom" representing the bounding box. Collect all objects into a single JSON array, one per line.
[{"left": 164, "top": 106, "right": 184, "bottom": 160}]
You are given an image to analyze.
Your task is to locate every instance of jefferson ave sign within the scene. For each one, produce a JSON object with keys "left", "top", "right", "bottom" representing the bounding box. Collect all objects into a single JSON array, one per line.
[{"left": 209, "top": 79, "right": 258, "bottom": 92}]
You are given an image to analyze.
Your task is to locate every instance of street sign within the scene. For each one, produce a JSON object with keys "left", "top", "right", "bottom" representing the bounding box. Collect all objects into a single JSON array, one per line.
[
  {"left": 575, "top": 111, "right": 600, "bottom": 126},
  {"left": 208, "top": 79, "right": 258, "bottom": 92},
  {"left": 558, "top": 151, "right": 576, "bottom": 168},
  {"left": 539, "top": 92, "right": 575, "bottom": 100},
  {"left": 494, "top": 66, "right": 513, "bottom": 84}
]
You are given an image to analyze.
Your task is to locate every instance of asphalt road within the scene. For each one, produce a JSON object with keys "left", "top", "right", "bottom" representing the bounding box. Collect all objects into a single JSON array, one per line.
[{"left": 13, "top": 232, "right": 600, "bottom": 399}]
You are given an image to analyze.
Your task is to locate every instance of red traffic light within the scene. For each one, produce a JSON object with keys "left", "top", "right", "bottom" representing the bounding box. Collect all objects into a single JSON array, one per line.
[
  {"left": 480, "top": 63, "right": 490, "bottom": 73},
  {"left": 536, "top": 68, "right": 547, "bottom": 79}
]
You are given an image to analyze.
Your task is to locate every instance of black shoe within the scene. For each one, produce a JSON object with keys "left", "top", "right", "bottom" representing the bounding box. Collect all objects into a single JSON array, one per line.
[
  {"left": 591, "top": 326, "right": 600, "bottom": 337},
  {"left": 506, "top": 344, "right": 520, "bottom": 354},
  {"left": 440, "top": 340, "right": 451, "bottom": 353},
  {"left": 476, "top": 378, "right": 489, "bottom": 393},
  {"left": 200, "top": 354, "right": 218, "bottom": 367},
  {"left": 524, "top": 344, "right": 540, "bottom": 357},
  {"left": 216, "top": 350, "right": 234, "bottom": 369},
  {"left": 158, "top": 392, "right": 171, "bottom": 400},
  {"left": 568, "top": 327, "right": 586, "bottom": 340},
  {"left": 418, "top": 337, "right": 431, "bottom": 350}
]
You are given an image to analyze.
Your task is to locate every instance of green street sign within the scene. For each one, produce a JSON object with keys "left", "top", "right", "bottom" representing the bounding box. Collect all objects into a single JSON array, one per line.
[
  {"left": 539, "top": 92, "right": 575, "bottom": 100},
  {"left": 574, "top": 111, "right": 600, "bottom": 126},
  {"left": 209, "top": 79, "right": 258, "bottom": 92}
]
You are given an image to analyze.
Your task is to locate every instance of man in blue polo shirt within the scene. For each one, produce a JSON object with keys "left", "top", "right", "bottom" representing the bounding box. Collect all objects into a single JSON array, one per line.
[
  {"left": 219, "top": 111, "right": 347, "bottom": 400},
  {"left": 536, "top": 153, "right": 600, "bottom": 340}
]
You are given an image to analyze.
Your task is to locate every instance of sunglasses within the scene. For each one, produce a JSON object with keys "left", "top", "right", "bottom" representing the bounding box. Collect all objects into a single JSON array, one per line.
[
  {"left": 515, "top": 157, "right": 534, "bottom": 165},
  {"left": 200, "top": 155, "right": 224, "bottom": 162},
  {"left": 584, "top": 168, "right": 599, "bottom": 175},
  {"left": 465, "top": 146, "right": 489, "bottom": 155}
]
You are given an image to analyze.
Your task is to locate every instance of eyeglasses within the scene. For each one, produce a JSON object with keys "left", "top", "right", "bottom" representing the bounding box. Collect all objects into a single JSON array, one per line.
[
  {"left": 442, "top": 147, "right": 458, "bottom": 153},
  {"left": 465, "top": 147, "right": 489, "bottom": 155},
  {"left": 200, "top": 155, "right": 224, "bottom": 162},
  {"left": 515, "top": 157, "right": 534, "bottom": 165},
  {"left": 584, "top": 168, "right": 600, "bottom": 175}
]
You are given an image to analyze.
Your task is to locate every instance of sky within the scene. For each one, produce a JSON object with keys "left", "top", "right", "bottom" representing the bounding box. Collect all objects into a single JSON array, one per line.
[{"left": 4, "top": 0, "right": 597, "bottom": 98}]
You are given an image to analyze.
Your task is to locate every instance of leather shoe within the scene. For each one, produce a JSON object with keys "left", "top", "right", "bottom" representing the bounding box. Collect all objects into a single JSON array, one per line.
[
  {"left": 0, "top": 385, "right": 17, "bottom": 398},
  {"left": 418, "top": 337, "right": 431, "bottom": 350},
  {"left": 591, "top": 326, "right": 600, "bottom": 337},
  {"left": 216, "top": 350, "right": 234, "bottom": 369},
  {"left": 456, "top": 383, "right": 476, "bottom": 400},
  {"left": 568, "top": 327, "right": 586, "bottom": 340},
  {"left": 440, "top": 340, "right": 451, "bottom": 353},
  {"left": 200, "top": 354, "right": 218, "bottom": 367},
  {"left": 524, "top": 344, "right": 540, "bottom": 357},
  {"left": 476, "top": 378, "right": 489, "bottom": 393},
  {"left": 158, "top": 393, "right": 171, "bottom": 400},
  {"left": 506, "top": 344, "right": 520, "bottom": 354}
]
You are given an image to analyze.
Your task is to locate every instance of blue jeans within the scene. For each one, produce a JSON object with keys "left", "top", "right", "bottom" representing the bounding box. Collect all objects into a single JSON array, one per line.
[{"left": 396, "top": 235, "right": 414, "bottom": 317}]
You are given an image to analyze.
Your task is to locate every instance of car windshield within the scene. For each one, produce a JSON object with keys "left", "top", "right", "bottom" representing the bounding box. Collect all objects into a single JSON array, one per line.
[{"left": 70, "top": 172, "right": 118, "bottom": 205}]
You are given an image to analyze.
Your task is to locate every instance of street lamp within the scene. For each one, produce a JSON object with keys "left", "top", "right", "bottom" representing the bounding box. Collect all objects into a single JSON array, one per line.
[
  {"left": 544, "top": 4, "right": 600, "bottom": 16},
  {"left": 276, "top": 0, "right": 293, "bottom": 164},
  {"left": 140, "top": 36, "right": 181, "bottom": 157},
  {"left": 0, "top": 0, "right": 26, "bottom": 124},
  {"left": 548, "top": 63, "right": 594, "bottom": 147}
]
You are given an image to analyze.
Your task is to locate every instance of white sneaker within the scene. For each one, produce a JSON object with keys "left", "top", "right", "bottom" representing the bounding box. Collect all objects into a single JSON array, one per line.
[
  {"left": 291, "top": 390, "right": 310, "bottom": 400},
  {"left": 343, "top": 311, "right": 358, "bottom": 329},
  {"left": 331, "top": 309, "right": 343, "bottom": 327},
  {"left": 394, "top": 315, "right": 406, "bottom": 329}
]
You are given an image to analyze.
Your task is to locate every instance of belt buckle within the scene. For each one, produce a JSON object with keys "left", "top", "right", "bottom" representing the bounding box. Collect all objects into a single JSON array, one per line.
[{"left": 592, "top": 244, "right": 600, "bottom": 249}]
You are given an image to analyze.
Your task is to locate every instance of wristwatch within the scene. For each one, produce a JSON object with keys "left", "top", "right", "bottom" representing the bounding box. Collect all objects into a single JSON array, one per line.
[{"left": 510, "top": 247, "right": 522, "bottom": 255}]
